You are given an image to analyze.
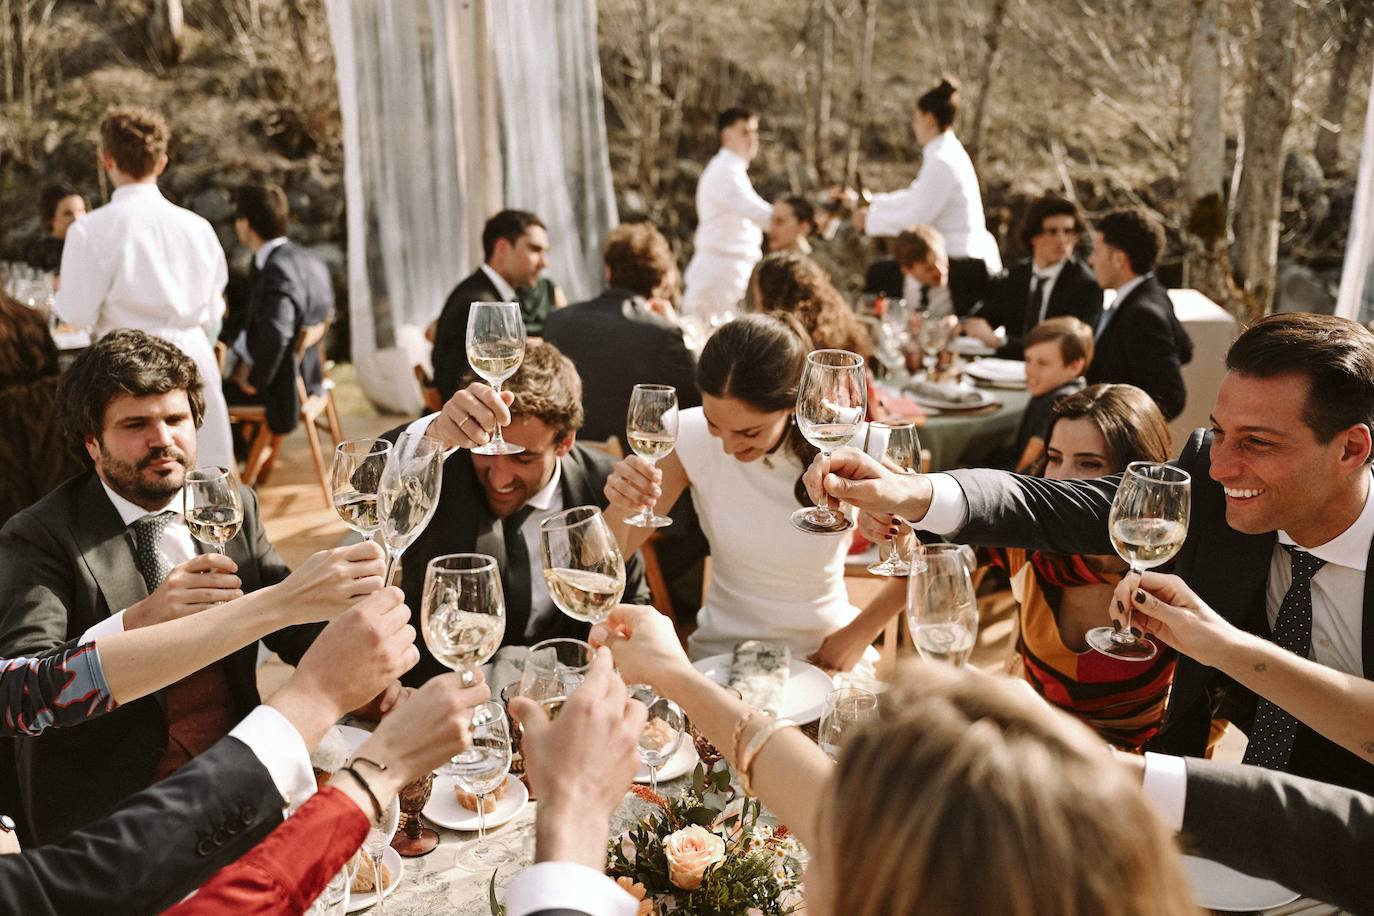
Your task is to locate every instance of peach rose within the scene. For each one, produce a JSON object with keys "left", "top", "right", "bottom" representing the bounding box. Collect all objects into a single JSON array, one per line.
[{"left": 662, "top": 824, "right": 726, "bottom": 891}]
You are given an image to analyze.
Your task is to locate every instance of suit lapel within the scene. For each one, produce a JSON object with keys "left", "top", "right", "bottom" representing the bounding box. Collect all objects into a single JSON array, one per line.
[
  {"left": 73, "top": 476, "right": 150, "bottom": 620},
  {"left": 558, "top": 450, "right": 592, "bottom": 508}
]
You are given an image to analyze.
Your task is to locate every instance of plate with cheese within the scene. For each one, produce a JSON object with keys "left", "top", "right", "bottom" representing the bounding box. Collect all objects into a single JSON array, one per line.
[{"left": 693, "top": 641, "right": 834, "bottom": 724}]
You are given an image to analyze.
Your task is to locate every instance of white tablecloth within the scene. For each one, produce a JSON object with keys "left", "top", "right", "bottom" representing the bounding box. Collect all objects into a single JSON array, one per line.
[{"left": 1168, "top": 289, "right": 1238, "bottom": 453}]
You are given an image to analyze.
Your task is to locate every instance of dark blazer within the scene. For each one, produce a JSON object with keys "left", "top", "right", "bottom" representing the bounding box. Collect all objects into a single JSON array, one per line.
[
  {"left": 977, "top": 257, "right": 1103, "bottom": 359},
  {"left": 1181, "top": 759, "right": 1374, "bottom": 914},
  {"left": 433, "top": 267, "right": 503, "bottom": 403},
  {"left": 0, "top": 473, "right": 316, "bottom": 843},
  {"left": 0, "top": 735, "right": 284, "bottom": 915},
  {"left": 394, "top": 442, "right": 651, "bottom": 686},
  {"left": 947, "top": 430, "right": 1374, "bottom": 794},
  {"left": 242, "top": 241, "right": 335, "bottom": 435},
  {"left": 542, "top": 289, "right": 701, "bottom": 443},
  {"left": 1086, "top": 275, "right": 1193, "bottom": 421}
]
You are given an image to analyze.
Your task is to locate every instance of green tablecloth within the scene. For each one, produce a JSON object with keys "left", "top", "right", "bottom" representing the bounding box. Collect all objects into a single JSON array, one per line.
[{"left": 917, "top": 387, "right": 1032, "bottom": 471}]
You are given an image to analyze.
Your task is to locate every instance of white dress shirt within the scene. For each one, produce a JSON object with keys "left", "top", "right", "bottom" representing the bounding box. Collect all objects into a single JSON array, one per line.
[
  {"left": 1139, "top": 751, "right": 1189, "bottom": 831},
  {"left": 480, "top": 264, "right": 520, "bottom": 303},
  {"left": 55, "top": 182, "right": 235, "bottom": 469},
  {"left": 681, "top": 148, "right": 772, "bottom": 314},
  {"left": 903, "top": 275, "right": 955, "bottom": 319},
  {"left": 1028, "top": 257, "right": 1068, "bottom": 326},
  {"left": 865, "top": 131, "right": 1003, "bottom": 272},
  {"left": 229, "top": 704, "right": 318, "bottom": 811},
  {"left": 504, "top": 861, "right": 637, "bottom": 916}
]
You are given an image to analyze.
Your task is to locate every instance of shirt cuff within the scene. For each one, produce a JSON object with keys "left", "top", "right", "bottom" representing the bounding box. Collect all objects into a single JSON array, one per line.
[
  {"left": 228, "top": 705, "right": 317, "bottom": 812},
  {"left": 504, "top": 862, "right": 639, "bottom": 916},
  {"left": 907, "top": 473, "right": 969, "bottom": 535},
  {"left": 80, "top": 610, "right": 127, "bottom": 644},
  {"left": 404, "top": 412, "right": 461, "bottom": 458},
  {"left": 1141, "top": 752, "right": 1188, "bottom": 832}
]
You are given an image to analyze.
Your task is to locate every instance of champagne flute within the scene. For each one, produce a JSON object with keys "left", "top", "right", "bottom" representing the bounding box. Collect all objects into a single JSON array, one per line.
[
  {"left": 362, "top": 796, "right": 401, "bottom": 916},
  {"left": 184, "top": 467, "right": 243, "bottom": 554},
  {"left": 864, "top": 420, "right": 921, "bottom": 576},
  {"left": 907, "top": 542, "right": 979, "bottom": 667},
  {"left": 454, "top": 701, "right": 517, "bottom": 870},
  {"left": 331, "top": 438, "right": 391, "bottom": 542},
  {"left": 629, "top": 685, "right": 684, "bottom": 795},
  {"left": 791, "top": 349, "right": 867, "bottom": 535},
  {"left": 818, "top": 687, "right": 879, "bottom": 759},
  {"left": 1085, "top": 461, "right": 1191, "bottom": 662},
  {"left": 466, "top": 301, "right": 526, "bottom": 456},
  {"left": 539, "top": 506, "right": 626, "bottom": 625},
  {"left": 625, "top": 384, "right": 679, "bottom": 528},
  {"left": 378, "top": 431, "right": 444, "bottom": 584}
]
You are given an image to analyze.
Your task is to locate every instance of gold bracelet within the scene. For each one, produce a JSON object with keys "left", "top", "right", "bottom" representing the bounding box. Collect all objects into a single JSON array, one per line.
[
  {"left": 731, "top": 709, "right": 763, "bottom": 767},
  {"left": 739, "top": 718, "right": 796, "bottom": 796}
]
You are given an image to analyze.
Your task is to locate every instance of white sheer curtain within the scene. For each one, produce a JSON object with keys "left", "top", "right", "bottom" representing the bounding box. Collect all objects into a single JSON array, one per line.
[
  {"left": 326, "top": 0, "right": 617, "bottom": 412},
  {"left": 1337, "top": 69, "right": 1374, "bottom": 325}
]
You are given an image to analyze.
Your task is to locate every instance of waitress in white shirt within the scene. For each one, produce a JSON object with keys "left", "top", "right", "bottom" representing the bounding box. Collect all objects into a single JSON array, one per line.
[
  {"left": 856, "top": 79, "right": 1002, "bottom": 315},
  {"left": 681, "top": 108, "right": 773, "bottom": 317},
  {"left": 55, "top": 106, "right": 234, "bottom": 469}
]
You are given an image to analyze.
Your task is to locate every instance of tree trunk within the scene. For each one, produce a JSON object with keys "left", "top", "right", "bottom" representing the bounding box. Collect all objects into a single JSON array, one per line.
[
  {"left": 638, "top": 0, "right": 662, "bottom": 193},
  {"left": 147, "top": 0, "right": 185, "bottom": 66},
  {"left": 804, "top": 0, "right": 835, "bottom": 184},
  {"left": 1314, "top": 0, "right": 1372, "bottom": 176},
  {"left": 967, "top": 0, "right": 1009, "bottom": 173},
  {"left": 844, "top": 0, "right": 879, "bottom": 188},
  {"left": 1234, "top": 0, "right": 1299, "bottom": 320}
]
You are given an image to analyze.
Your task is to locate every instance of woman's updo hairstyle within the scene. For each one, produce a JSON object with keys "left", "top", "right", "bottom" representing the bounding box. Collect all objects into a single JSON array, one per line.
[{"left": 917, "top": 78, "right": 961, "bottom": 130}]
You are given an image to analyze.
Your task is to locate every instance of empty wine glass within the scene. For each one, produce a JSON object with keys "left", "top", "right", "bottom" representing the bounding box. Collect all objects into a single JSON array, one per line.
[
  {"left": 305, "top": 857, "right": 358, "bottom": 915},
  {"left": 362, "top": 796, "right": 401, "bottom": 916},
  {"left": 378, "top": 431, "right": 444, "bottom": 584},
  {"left": 519, "top": 638, "right": 593, "bottom": 703},
  {"left": 918, "top": 313, "right": 954, "bottom": 380},
  {"left": 907, "top": 542, "right": 979, "bottom": 668},
  {"left": 625, "top": 384, "right": 679, "bottom": 528},
  {"left": 331, "top": 438, "right": 391, "bottom": 542},
  {"left": 818, "top": 687, "right": 879, "bottom": 759},
  {"left": 864, "top": 420, "right": 921, "bottom": 576},
  {"left": 539, "top": 506, "right": 626, "bottom": 625},
  {"left": 466, "top": 301, "right": 526, "bottom": 456},
  {"left": 629, "top": 685, "right": 684, "bottom": 795},
  {"left": 875, "top": 298, "right": 911, "bottom": 381},
  {"left": 454, "top": 701, "right": 517, "bottom": 870},
  {"left": 791, "top": 349, "right": 867, "bottom": 535},
  {"left": 1085, "top": 462, "right": 1191, "bottom": 662},
  {"left": 184, "top": 467, "right": 243, "bottom": 554}
]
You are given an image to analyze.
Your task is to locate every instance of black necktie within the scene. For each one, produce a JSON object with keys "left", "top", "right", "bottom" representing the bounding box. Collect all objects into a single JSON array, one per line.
[
  {"left": 1027, "top": 273, "right": 1049, "bottom": 327},
  {"left": 919, "top": 285, "right": 930, "bottom": 311},
  {"left": 130, "top": 511, "right": 178, "bottom": 592},
  {"left": 1242, "top": 545, "right": 1327, "bottom": 770},
  {"left": 501, "top": 505, "right": 537, "bottom": 644}
]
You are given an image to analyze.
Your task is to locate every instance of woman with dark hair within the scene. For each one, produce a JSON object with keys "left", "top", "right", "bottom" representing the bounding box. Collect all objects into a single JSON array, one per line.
[
  {"left": 603, "top": 313, "right": 881, "bottom": 670},
  {"left": 853, "top": 78, "right": 1002, "bottom": 313},
  {"left": 746, "top": 251, "right": 872, "bottom": 357},
  {"left": 765, "top": 195, "right": 816, "bottom": 254},
  {"left": 24, "top": 184, "right": 87, "bottom": 273}
]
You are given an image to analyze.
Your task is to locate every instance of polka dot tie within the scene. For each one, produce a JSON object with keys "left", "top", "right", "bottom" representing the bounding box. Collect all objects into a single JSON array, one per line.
[
  {"left": 130, "top": 511, "right": 178, "bottom": 593},
  {"left": 1241, "top": 545, "right": 1326, "bottom": 771}
]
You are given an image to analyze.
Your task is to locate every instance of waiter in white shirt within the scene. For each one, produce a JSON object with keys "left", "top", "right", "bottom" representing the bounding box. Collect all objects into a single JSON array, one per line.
[
  {"left": 681, "top": 107, "right": 772, "bottom": 316},
  {"left": 850, "top": 79, "right": 1002, "bottom": 315},
  {"left": 55, "top": 105, "right": 234, "bottom": 469}
]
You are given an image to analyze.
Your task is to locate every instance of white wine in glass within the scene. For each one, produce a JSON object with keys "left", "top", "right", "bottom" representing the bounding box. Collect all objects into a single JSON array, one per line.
[
  {"left": 453, "top": 701, "right": 518, "bottom": 870},
  {"left": 539, "top": 506, "right": 626, "bottom": 624},
  {"left": 421, "top": 553, "right": 506, "bottom": 682},
  {"left": 184, "top": 467, "right": 243, "bottom": 554},
  {"left": 792, "top": 349, "right": 867, "bottom": 535},
  {"left": 1085, "top": 462, "right": 1191, "bottom": 662},
  {"left": 626, "top": 384, "right": 679, "bottom": 528},
  {"left": 331, "top": 438, "right": 391, "bottom": 541},
  {"left": 466, "top": 301, "right": 526, "bottom": 456},
  {"left": 378, "top": 432, "right": 444, "bottom": 584},
  {"left": 907, "top": 542, "right": 979, "bottom": 668},
  {"left": 864, "top": 420, "right": 921, "bottom": 576}
]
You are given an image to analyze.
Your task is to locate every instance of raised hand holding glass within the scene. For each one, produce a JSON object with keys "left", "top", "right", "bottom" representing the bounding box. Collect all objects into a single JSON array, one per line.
[
  {"left": 625, "top": 384, "right": 679, "bottom": 528},
  {"left": 864, "top": 419, "right": 921, "bottom": 575},
  {"left": 466, "top": 301, "right": 526, "bottom": 456}
]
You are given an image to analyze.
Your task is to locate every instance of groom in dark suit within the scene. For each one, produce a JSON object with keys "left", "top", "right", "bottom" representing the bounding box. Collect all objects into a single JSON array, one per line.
[
  {"left": 810, "top": 313, "right": 1374, "bottom": 794},
  {"left": 393, "top": 341, "right": 649, "bottom": 686}
]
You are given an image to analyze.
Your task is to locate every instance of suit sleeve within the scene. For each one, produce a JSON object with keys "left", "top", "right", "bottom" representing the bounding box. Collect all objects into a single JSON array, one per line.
[
  {"left": 1181, "top": 759, "right": 1374, "bottom": 914},
  {"left": 432, "top": 290, "right": 475, "bottom": 404},
  {"left": 0, "top": 736, "right": 285, "bottom": 916},
  {"left": 245, "top": 264, "right": 300, "bottom": 394},
  {"left": 0, "top": 513, "right": 83, "bottom": 658},
  {"left": 945, "top": 468, "right": 1119, "bottom": 556}
]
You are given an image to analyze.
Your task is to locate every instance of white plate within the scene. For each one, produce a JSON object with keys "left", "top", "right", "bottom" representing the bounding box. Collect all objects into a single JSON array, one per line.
[
  {"left": 346, "top": 846, "right": 403, "bottom": 912},
  {"left": 909, "top": 389, "right": 999, "bottom": 412},
  {"left": 692, "top": 654, "right": 834, "bottom": 724},
  {"left": 1182, "top": 855, "right": 1299, "bottom": 912},
  {"left": 948, "top": 336, "right": 996, "bottom": 356},
  {"left": 634, "top": 740, "right": 700, "bottom": 784},
  {"left": 336, "top": 724, "right": 372, "bottom": 752},
  {"left": 423, "top": 773, "right": 529, "bottom": 831},
  {"left": 963, "top": 358, "right": 1026, "bottom": 384}
]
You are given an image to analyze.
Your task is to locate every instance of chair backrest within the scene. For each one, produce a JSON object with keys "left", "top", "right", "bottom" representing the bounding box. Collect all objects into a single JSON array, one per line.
[
  {"left": 414, "top": 365, "right": 442, "bottom": 413},
  {"left": 294, "top": 322, "right": 330, "bottom": 402},
  {"left": 580, "top": 435, "right": 623, "bottom": 459}
]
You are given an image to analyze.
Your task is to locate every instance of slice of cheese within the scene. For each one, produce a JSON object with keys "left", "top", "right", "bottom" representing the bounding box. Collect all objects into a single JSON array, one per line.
[{"left": 728, "top": 641, "right": 790, "bottom": 715}]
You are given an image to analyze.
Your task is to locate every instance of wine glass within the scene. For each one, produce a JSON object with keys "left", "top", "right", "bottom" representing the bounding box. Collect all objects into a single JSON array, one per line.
[
  {"left": 791, "top": 349, "right": 868, "bottom": 535},
  {"left": 466, "top": 301, "right": 526, "bottom": 456},
  {"left": 391, "top": 772, "right": 438, "bottom": 857},
  {"left": 331, "top": 438, "right": 391, "bottom": 542},
  {"left": 538, "top": 506, "right": 626, "bottom": 625},
  {"left": 629, "top": 685, "right": 684, "bottom": 795},
  {"left": 818, "top": 687, "right": 879, "bottom": 759},
  {"left": 454, "top": 701, "right": 517, "bottom": 870},
  {"left": 864, "top": 420, "right": 921, "bottom": 576},
  {"left": 1085, "top": 462, "right": 1191, "bottom": 662},
  {"left": 519, "top": 638, "right": 593, "bottom": 703},
  {"left": 918, "top": 313, "right": 953, "bottom": 380},
  {"left": 907, "top": 542, "right": 979, "bottom": 667},
  {"left": 378, "top": 431, "right": 444, "bottom": 584},
  {"left": 362, "top": 796, "right": 401, "bottom": 916},
  {"left": 305, "top": 858, "right": 359, "bottom": 915},
  {"left": 625, "top": 384, "right": 679, "bottom": 529},
  {"left": 875, "top": 298, "right": 911, "bottom": 381},
  {"left": 183, "top": 467, "right": 243, "bottom": 554}
]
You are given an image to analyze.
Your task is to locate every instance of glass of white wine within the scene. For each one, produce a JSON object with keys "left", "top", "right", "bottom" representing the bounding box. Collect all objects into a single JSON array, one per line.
[
  {"left": 539, "top": 506, "right": 626, "bottom": 625},
  {"left": 625, "top": 384, "right": 679, "bottom": 529},
  {"left": 466, "top": 301, "right": 526, "bottom": 456},
  {"left": 864, "top": 419, "right": 921, "bottom": 576},
  {"left": 453, "top": 700, "right": 517, "bottom": 870},
  {"left": 817, "top": 687, "right": 878, "bottom": 759},
  {"left": 907, "top": 542, "right": 979, "bottom": 668},
  {"left": 184, "top": 467, "right": 243, "bottom": 554},
  {"left": 378, "top": 431, "right": 444, "bottom": 584},
  {"left": 1086, "top": 461, "right": 1191, "bottom": 662},
  {"left": 791, "top": 348, "right": 868, "bottom": 536},
  {"left": 331, "top": 438, "right": 391, "bottom": 542}
]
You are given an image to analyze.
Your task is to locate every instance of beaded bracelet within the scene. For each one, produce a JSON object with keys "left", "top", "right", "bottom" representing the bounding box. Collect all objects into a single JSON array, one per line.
[{"left": 739, "top": 717, "right": 796, "bottom": 796}]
